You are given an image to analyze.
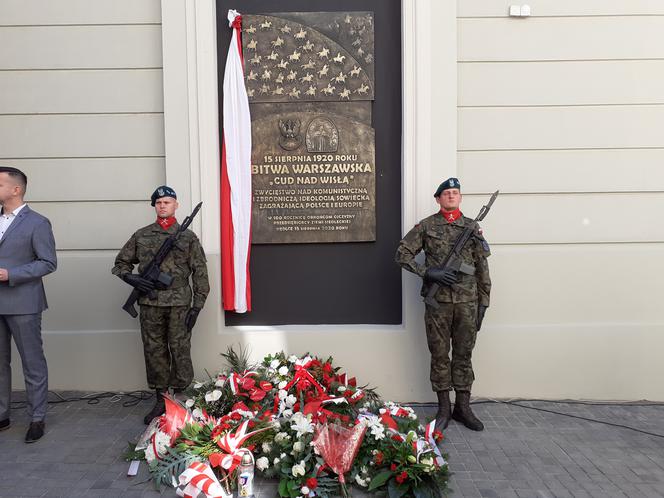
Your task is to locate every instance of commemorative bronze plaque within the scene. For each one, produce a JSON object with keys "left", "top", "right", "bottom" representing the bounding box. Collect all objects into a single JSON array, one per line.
[{"left": 243, "top": 12, "right": 376, "bottom": 244}]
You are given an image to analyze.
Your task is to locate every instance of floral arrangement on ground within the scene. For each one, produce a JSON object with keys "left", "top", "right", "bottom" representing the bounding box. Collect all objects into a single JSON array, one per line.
[{"left": 129, "top": 348, "right": 449, "bottom": 498}]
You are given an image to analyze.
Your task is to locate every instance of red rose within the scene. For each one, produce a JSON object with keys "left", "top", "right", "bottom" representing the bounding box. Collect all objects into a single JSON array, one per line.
[
  {"left": 374, "top": 452, "right": 384, "bottom": 465},
  {"left": 306, "top": 477, "right": 318, "bottom": 489},
  {"left": 396, "top": 471, "right": 408, "bottom": 484},
  {"left": 433, "top": 430, "right": 444, "bottom": 442},
  {"left": 390, "top": 463, "right": 397, "bottom": 472}
]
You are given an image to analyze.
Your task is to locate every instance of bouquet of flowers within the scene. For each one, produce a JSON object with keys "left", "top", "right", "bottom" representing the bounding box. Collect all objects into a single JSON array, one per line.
[{"left": 130, "top": 348, "right": 449, "bottom": 498}]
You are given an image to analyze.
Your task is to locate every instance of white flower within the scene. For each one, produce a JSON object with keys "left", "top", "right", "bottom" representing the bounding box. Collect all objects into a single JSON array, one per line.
[
  {"left": 192, "top": 408, "right": 203, "bottom": 419},
  {"left": 301, "top": 487, "right": 310, "bottom": 495},
  {"left": 273, "top": 457, "right": 280, "bottom": 465},
  {"left": 354, "top": 474, "right": 369, "bottom": 487},
  {"left": 278, "top": 366, "right": 289, "bottom": 376},
  {"left": 290, "top": 412, "right": 314, "bottom": 438},
  {"left": 292, "top": 441, "right": 304, "bottom": 453},
  {"left": 215, "top": 378, "right": 225, "bottom": 387},
  {"left": 285, "top": 394, "right": 297, "bottom": 407},
  {"left": 270, "top": 359, "right": 281, "bottom": 369},
  {"left": 278, "top": 389, "right": 288, "bottom": 400},
  {"left": 282, "top": 409, "right": 293, "bottom": 419},
  {"left": 144, "top": 443, "right": 156, "bottom": 463},
  {"left": 292, "top": 461, "right": 306, "bottom": 477},
  {"left": 288, "top": 355, "right": 298, "bottom": 363},
  {"left": 193, "top": 382, "right": 204, "bottom": 389},
  {"left": 153, "top": 430, "right": 171, "bottom": 457},
  {"left": 256, "top": 456, "right": 269, "bottom": 471},
  {"left": 274, "top": 432, "right": 291, "bottom": 443},
  {"left": 205, "top": 390, "right": 222, "bottom": 402},
  {"left": 278, "top": 380, "right": 288, "bottom": 389},
  {"left": 262, "top": 442, "right": 272, "bottom": 453},
  {"left": 337, "top": 386, "right": 347, "bottom": 392},
  {"left": 185, "top": 398, "right": 195, "bottom": 408},
  {"left": 421, "top": 457, "right": 433, "bottom": 467}
]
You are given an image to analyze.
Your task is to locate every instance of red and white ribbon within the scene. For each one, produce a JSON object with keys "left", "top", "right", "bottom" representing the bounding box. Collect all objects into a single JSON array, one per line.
[
  {"left": 424, "top": 420, "right": 446, "bottom": 467},
  {"left": 176, "top": 461, "right": 230, "bottom": 498}
]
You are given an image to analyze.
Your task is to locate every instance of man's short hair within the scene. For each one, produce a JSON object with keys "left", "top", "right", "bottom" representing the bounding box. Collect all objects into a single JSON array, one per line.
[{"left": 0, "top": 166, "right": 28, "bottom": 193}]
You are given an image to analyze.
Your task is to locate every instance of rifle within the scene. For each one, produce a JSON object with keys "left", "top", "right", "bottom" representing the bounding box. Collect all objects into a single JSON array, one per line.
[
  {"left": 122, "top": 202, "right": 203, "bottom": 317},
  {"left": 424, "top": 191, "right": 499, "bottom": 309}
]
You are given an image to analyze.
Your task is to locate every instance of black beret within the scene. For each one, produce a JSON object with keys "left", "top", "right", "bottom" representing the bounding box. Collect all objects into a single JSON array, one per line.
[
  {"left": 434, "top": 177, "right": 461, "bottom": 197},
  {"left": 151, "top": 185, "right": 177, "bottom": 206}
]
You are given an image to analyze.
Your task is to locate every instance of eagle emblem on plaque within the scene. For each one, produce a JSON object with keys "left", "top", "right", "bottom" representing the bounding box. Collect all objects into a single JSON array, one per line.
[{"left": 278, "top": 118, "right": 302, "bottom": 150}]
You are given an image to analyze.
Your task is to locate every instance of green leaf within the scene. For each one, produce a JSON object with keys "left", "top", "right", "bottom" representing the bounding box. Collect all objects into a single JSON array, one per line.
[
  {"left": 387, "top": 479, "right": 408, "bottom": 498},
  {"left": 368, "top": 470, "right": 393, "bottom": 491},
  {"left": 413, "top": 483, "right": 434, "bottom": 498},
  {"left": 278, "top": 478, "right": 289, "bottom": 497}
]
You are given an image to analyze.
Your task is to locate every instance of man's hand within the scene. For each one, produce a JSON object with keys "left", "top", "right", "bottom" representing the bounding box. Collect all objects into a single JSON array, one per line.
[
  {"left": 184, "top": 307, "right": 201, "bottom": 332},
  {"left": 0, "top": 268, "right": 8, "bottom": 282},
  {"left": 477, "top": 304, "right": 488, "bottom": 330},
  {"left": 424, "top": 267, "right": 458, "bottom": 287},
  {"left": 122, "top": 273, "right": 155, "bottom": 293}
]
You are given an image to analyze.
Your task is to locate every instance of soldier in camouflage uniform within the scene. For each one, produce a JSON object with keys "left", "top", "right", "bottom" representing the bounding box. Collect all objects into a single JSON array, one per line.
[
  {"left": 112, "top": 186, "right": 209, "bottom": 424},
  {"left": 396, "top": 178, "right": 491, "bottom": 432}
]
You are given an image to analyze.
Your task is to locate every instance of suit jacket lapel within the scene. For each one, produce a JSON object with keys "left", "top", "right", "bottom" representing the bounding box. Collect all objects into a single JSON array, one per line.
[{"left": 0, "top": 205, "right": 31, "bottom": 249}]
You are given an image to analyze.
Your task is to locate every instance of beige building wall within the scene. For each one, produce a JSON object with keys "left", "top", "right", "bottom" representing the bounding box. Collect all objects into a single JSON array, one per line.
[{"left": 6, "top": 1, "right": 663, "bottom": 402}]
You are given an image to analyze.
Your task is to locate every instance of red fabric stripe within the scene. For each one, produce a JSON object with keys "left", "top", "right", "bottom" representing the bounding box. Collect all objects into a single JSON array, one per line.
[{"left": 220, "top": 134, "right": 236, "bottom": 311}]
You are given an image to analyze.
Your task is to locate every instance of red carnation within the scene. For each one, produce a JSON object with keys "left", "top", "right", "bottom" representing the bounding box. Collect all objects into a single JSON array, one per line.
[
  {"left": 306, "top": 477, "right": 318, "bottom": 489},
  {"left": 396, "top": 471, "right": 408, "bottom": 484}
]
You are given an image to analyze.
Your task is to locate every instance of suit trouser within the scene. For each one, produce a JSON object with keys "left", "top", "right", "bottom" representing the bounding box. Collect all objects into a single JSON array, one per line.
[{"left": 0, "top": 313, "right": 48, "bottom": 421}]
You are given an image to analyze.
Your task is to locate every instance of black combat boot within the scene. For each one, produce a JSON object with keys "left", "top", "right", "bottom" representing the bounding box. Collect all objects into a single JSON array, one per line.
[
  {"left": 143, "top": 389, "right": 166, "bottom": 425},
  {"left": 434, "top": 391, "right": 451, "bottom": 432},
  {"left": 452, "top": 391, "right": 484, "bottom": 431}
]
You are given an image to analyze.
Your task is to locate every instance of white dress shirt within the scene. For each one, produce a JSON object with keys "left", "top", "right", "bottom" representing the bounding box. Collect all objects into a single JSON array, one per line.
[{"left": 0, "top": 203, "right": 27, "bottom": 241}]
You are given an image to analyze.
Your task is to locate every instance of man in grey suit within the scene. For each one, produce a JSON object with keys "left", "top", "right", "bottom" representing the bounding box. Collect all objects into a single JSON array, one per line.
[{"left": 0, "top": 166, "right": 57, "bottom": 443}]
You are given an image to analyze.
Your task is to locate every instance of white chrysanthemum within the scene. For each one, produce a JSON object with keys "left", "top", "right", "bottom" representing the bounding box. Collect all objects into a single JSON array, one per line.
[
  {"left": 205, "top": 390, "right": 222, "bottom": 402},
  {"left": 285, "top": 394, "right": 297, "bottom": 407},
  {"left": 291, "top": 461, "right": 306, "bottom": 477},
  {"left": 278, "top": 366, "right": 289, "bottom": 376},
  {"left": 185, "top": 398, "right": 195, "bottom": 408},
  {"left": 256, "top": 456, "right": 269, "bottom": 471},
  {"left": 292, "top": 441, "right": 304, "bottom": 453},
  {"left": 301, "top": 487, "right": 310, "bottom": 495},
  {"left": 421, "top": 457, "right": 433, "bottom": 467},
  {"left": 144, "top": 443, "right": 156, "bottom": 463},
  {"left": 153, "top": 430, "right": 171, "bottom": 457},
  {"left": 262, "top": 442, "right": 272, "bottom": 453},
  {"left": 278, "top": 380, "right": 288, "bottom": 389},
  {"left": 290, "top": 412, "right": 314, "bottom": 438}
]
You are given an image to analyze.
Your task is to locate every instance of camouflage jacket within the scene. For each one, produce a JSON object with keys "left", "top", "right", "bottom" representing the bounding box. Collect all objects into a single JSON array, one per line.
[
  {"left": 112, "top": 222, "right": 210, "bottom": 308},
  {"left": 395, "top": 212, "right": 491, "bottom": 305}
]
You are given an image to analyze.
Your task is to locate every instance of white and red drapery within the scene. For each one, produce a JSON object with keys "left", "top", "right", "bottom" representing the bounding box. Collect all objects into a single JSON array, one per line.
[{"left": 221, "top": 9, "right": 252, "bottom": 313}]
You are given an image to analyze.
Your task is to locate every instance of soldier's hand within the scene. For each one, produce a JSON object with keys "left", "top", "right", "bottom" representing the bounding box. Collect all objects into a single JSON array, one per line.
[
  {"left": 476, "top": 304, "right": 488, "bottom": 330},
  {"left": 185, "top": 307, "right": 201, "bottom": 332},
  {"left": 122, "top": 273, "right": 155, "bottom": 293},
  {"left": 424, "top": 268, "right": 458, "bottom": 287}
]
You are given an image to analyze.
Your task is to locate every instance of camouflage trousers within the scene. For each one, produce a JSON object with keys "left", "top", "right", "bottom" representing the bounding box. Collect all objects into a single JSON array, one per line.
[
  {"left": 424, "top": 301, "right": 478, "bottom": 392},
  {"left": 139, "top": 305, "right": 193, "bottom": 390}
]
